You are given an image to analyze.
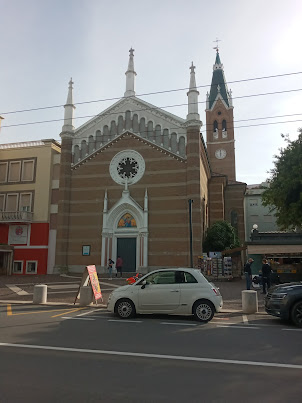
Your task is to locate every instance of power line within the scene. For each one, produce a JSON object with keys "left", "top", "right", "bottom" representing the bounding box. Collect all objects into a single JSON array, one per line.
[
  {"left": 2, "top": 88, "right": 302, "bottom": 129},
  {"left": 49, "top": 118, "right": 302, "bottom": 144},
  {"left": 1, "top": 70, "right": 302, "bottom": 116}
]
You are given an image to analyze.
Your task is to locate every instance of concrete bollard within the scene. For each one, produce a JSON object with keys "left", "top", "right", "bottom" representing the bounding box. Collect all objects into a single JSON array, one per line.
[
  {"left": 242, "top": 290, "right": 258, "bottom": 314},
  {"left": 79, "top": 286, "right": 93, "bottom": 306},
  {"left": 33, "top": 284, "right": 47, "bottom": 304}
]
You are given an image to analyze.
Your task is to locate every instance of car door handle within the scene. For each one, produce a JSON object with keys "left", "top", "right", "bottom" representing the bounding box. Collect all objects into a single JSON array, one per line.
[{"left": 170, "top": 290, "right": 179, "bottom": 292}]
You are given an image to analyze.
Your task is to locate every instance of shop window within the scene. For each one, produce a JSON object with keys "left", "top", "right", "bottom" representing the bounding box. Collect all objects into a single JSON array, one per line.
[
  {"left": 6, "top": 194, "right": 18, "bottom": 211},
  {"left": 26, "top": 261, "right": 37, "bottom": 274},
  {"left": 21, "top": 160, "right": 35, "bottom": 181},
  {"left": 13, "top": 261, "right": 23, "bottom": 274},
  {"left": 0, "top": 162, "right": 8, "bottom": 182},
  {"left": 8, "top": 161, "right": 21, "bottom": 182}
]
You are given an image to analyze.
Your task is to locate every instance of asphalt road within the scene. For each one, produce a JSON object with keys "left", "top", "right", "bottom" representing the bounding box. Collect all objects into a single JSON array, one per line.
[{"left": 1, "top": 304, "right": 301, "bottom": 402}]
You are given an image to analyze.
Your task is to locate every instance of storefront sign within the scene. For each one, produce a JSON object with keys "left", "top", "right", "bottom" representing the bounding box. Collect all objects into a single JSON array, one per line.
[
  {"left": 87, "top": 265, "right": 103, "bottom": 300},
  {"left": 8, "top": 225, "right": 28, "bottom": 245}
]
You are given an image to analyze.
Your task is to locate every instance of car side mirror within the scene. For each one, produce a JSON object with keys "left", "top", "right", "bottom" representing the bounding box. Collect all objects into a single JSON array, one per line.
[{"left": 141, "top": 280, "right": 147, "bottom": 289}]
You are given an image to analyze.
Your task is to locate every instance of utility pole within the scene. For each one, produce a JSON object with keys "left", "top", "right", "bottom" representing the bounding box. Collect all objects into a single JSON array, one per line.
[{"left": 188, "top": 199, "right": 194, "bottom": 267}]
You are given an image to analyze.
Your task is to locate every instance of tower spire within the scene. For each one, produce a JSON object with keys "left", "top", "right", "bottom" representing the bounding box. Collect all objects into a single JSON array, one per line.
[
  {"left": 206, "top": 49, "right": 231, "bottom": 110},
  {"left": 186, "top": 62, "right": 200, "bottom": 122},
  {"left": 62, "top": 78, "right": 75, "bottom": 132},
  {"left": 124, "top": 47, "right": 137, "bottom": 97}
]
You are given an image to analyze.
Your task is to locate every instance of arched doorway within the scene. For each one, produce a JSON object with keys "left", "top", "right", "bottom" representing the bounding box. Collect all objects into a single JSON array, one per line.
[{"left": 101, "top": 189, "right": 148, "bottom": 272}]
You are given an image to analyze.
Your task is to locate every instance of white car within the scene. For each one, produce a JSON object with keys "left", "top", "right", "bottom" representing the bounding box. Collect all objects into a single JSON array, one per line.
[{"left": 107, "top": 268, "right": 223, "bottom": 322}]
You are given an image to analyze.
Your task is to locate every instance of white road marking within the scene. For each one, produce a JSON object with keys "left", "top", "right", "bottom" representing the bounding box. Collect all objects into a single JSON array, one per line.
[
  {"left": 76, "top": 309, "right": 107, "bottom": 317},
  {"left": 242, "top": 315, "right": 249, "bottom": 324},
  {"left": 47, "top": 284, "right": 79, "bottom": 290},
  {"left": 1, "top": 342, "right": 302, "bottom": 370},
  {"left": 108, "top": 319, "right": 142, "bottom": 323},
  {"left": 217, "top": 325, "right": 260, "bottom": 330},
  {"left": 61, "top": 317, "right": 95, "bottom": 321},
  {"left": 6, "top": 281, "right": 79, "bottom": 287},
  {"left": 6, "top": 285, "right": 29, "bottom": 296},
  {"left": 77, "top": 315, "right": 110, "bottom": 319},
  {"left": 282, "top": 328, "right": 302, "bottom": 332},
  {"left": 160, "top": 322, "right": 197, "bottom": 326},
  {"left": 99, "top": 281, "right": 120, "bottom": 288}
]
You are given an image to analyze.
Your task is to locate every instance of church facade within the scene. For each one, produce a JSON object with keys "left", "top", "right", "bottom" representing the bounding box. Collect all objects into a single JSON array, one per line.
[{"left": 55, "top": 49, "right": 245, "bottom": 274}]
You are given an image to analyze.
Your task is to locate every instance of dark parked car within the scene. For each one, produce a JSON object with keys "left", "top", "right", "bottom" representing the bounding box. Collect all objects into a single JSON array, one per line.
[{"left": 265, "top": 282, "right": 302, "bottom": 327}]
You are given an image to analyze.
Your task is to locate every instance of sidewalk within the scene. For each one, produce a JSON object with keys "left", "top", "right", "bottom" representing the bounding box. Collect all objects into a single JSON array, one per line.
[{"left": 0, "top": 273, "right": 266, "bottom": 312}]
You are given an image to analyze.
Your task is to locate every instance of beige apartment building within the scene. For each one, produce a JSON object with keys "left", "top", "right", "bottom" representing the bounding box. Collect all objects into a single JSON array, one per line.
[{"left": 0, "top": 139, "right": 60, "bottom": 275}]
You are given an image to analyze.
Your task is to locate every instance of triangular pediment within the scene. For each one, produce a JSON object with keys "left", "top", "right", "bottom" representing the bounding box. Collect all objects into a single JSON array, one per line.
[
  {"left": 72, "top": 130, "right": 186, "bottom": 169},
  {"left": 74, "top": 96, "right": 185, "bottom": 138},
  {"left": 71, "top": 98, "right": 187, "bottom": 166}
]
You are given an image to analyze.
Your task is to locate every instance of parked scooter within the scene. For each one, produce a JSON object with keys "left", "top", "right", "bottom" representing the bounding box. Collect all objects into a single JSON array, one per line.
[
  {"left": 252, "top": 272, "right": 281, "bottom": 289},
  {"left": 126, "top": 273, "right": 143, "bottom": 285}
]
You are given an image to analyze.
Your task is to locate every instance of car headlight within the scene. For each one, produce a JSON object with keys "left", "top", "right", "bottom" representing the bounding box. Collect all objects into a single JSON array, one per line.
[{"left": 271, "top": 293, "right": 287, "bottom": 300}]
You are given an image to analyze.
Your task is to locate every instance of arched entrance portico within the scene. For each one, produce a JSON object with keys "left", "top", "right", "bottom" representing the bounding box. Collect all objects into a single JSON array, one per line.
[{"left": 101, "top": 188, "right": 148, "bottom": 272}]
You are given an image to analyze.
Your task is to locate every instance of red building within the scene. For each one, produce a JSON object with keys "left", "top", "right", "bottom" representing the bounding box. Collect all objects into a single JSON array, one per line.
[{"left": 0, "top": 139, "right": 60, "bottom": 275}]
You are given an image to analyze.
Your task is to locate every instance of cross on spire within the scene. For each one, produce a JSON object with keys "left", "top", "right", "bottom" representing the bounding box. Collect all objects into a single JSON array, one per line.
[
  {"left": 129, "top": 47, "right": 134, "bottom": 56},
  {"left": 213, "top": 37, "right": 221, "bottom": 52},
  {"left": 190, "top": 62, "right": 195, "bottom": 73}
]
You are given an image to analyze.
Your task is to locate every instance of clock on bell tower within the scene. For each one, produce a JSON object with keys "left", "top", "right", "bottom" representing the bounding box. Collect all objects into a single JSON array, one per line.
[{"left": 206, "top": 49, "right": 236, "bottom": 181}]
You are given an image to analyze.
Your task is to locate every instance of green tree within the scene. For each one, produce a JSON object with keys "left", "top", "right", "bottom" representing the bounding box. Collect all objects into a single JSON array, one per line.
[
  {"left": 203, "top": 220, "right": 240, "bottom": 252},
  {"left": 262, "top": 129, "right": 302, "bottom": 229}
]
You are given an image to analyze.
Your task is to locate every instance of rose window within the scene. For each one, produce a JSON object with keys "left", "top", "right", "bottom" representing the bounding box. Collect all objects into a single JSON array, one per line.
[
  {"left": 117, "top": 157, "right": 139, "bottom": 179},
  {"left": 109, "top": 150, "right": 145, "bottom": 186}
]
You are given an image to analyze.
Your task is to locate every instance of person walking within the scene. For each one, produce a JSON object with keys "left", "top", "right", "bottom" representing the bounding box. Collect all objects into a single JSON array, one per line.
[
  {"left": 244, "top": 258, "right": 254, "bottom": 290},
  {"left": 261, "top": 258, "right": 272, "bottom": 294},
  {"left": 107, "top": 258, "right": 114, "bottom": 280},
  {"left": 115, "top": 256, "right": 123, "bottom": 278}
]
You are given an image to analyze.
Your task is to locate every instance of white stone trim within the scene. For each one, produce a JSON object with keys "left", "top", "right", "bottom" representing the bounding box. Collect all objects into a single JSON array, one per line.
[
  {"left": 101, "top": 189, "right": 148, "bottom": 270},
  {"left": 52, "top": 180, "right": 60, "bottom": 189},
  {"left": 109, "top": 150, "right": 145, "bottom": 186},
  {"left": 50, "top": 204, "right": 58, "bottom": 214}
]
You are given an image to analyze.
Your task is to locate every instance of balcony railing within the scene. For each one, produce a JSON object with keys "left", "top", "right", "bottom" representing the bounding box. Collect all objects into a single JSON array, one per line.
[{"left": 0, "top": 211, "right": 33, "bottom": 223}]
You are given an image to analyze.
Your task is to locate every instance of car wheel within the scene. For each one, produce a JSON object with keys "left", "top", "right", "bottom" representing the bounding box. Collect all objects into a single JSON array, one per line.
[
  {"left": 193, "top": 300, "right": 215, "bottom": 322},
  {"left": 115, "top": 298, "right": 136, "bottom": 319},
  {"left": 291, "top": 300, "right": 302, "bottom": 327}
]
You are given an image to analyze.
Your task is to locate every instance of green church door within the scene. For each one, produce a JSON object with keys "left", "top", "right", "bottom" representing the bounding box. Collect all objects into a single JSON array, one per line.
[{"left": 117, "top": 238, "right": 136, "bottom": 272}]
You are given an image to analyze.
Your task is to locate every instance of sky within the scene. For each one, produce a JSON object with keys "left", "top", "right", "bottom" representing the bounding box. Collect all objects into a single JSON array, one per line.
[{"left": 0, "top": 0, "right": 302, "bottom": 184}]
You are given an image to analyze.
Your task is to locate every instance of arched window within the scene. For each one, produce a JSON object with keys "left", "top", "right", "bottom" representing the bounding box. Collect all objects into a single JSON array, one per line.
[
  {"left": 222, "top": 120, "right": 227, "bottom": 131},
  {"left": 88, "top": 135, "right": 95, "bottom": 154},
  {"left": 213, "top": 120, "right": 218, "bottom": 131},
  {"left": 73, "top": 145, "right": 80, "bottom": 163}
]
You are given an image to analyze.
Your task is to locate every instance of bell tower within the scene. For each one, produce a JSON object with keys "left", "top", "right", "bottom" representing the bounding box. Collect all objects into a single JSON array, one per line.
[{"left": 206, "top": 49, "right": 236, "bottom": 181}]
